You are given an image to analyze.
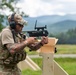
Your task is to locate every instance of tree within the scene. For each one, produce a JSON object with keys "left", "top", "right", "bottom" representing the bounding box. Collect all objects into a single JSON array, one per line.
[{"left": 0, "top": 0, "right": 28, "bottom": 31}]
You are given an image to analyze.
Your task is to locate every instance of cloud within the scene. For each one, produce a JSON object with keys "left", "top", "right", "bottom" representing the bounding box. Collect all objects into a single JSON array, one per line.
[{"left": 16, "top": 0, "right": 76, "bottom": 17}]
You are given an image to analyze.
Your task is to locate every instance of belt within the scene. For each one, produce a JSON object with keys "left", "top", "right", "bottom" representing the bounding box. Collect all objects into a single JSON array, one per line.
[{"left": 0, "top": 60, "right": 16, "bottom": 67}]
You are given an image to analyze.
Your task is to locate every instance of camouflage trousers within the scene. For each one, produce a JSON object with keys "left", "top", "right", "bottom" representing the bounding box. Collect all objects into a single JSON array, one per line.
[{"left": 0, "top": 65, "right": 21, "bottom": 75}]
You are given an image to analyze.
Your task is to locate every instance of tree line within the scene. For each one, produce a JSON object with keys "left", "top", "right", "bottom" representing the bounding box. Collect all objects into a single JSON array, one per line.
[{"left": 49, "top": 28, "right": 76, "bottom": 44}]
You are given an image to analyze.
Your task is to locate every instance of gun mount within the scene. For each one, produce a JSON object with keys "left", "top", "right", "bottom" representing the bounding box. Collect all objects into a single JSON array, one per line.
[{"left": 26, "top": 20, "right": 49, "bottom": 37}]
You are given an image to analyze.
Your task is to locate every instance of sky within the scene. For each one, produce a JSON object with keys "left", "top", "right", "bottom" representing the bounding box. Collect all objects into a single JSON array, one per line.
[
  {"left": 1, "top": 0, "right": 76, "bottom": 17},
  {"left": 15, "top": 0, "right": 76, "bottom": 17}
]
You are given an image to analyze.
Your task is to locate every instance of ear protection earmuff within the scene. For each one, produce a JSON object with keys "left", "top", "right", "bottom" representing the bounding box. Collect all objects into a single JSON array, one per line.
[{"left": 10, "top": 13, "right": 16, "bottom": 29}]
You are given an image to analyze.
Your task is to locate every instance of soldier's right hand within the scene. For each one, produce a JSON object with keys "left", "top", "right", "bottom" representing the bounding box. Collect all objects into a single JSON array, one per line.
[{"left": 24, "top": 37, "right": 36, "bottom": 45}]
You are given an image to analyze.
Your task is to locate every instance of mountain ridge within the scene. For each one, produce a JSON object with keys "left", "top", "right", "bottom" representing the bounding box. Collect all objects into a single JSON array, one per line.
[{"left": 23, "top": 14, "right": 76, "bottom": 34}]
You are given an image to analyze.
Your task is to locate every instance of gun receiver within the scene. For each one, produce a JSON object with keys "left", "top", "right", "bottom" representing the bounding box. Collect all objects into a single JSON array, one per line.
[{"left": 26, "top": 20, "right": 49, "bottom": 37}]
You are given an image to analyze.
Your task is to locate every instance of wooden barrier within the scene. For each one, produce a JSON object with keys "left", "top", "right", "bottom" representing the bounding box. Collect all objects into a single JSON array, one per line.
[
  {"left": 39, "top": 38, "right": 69, "bottom": 75},
  {"left": 18, "top": 37, "right": 69, "bottom": 75},
  {"left": 18, "top": 55, "right": 41, "bottom": 71}
]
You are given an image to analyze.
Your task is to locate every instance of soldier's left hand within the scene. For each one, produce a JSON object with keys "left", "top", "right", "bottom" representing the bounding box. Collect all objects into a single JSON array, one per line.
[{"left": 40, "top": 36, "right": 48, "bottom": 45}]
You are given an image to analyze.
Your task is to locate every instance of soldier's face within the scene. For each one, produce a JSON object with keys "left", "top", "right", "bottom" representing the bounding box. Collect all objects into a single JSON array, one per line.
[{"left": 15, "top": 24, "right": 24, "bottom": 32}]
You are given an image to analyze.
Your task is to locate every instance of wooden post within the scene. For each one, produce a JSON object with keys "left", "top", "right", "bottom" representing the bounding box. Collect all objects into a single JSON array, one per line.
[
  {"left": 39, "top": 38, "right": 69, "bottom": 75},
  {"left": 40, "top": 53, "right": 54, "bottom": 75},
  {"left": 39, "top": 38, "right": 58, "bottom": 75}
]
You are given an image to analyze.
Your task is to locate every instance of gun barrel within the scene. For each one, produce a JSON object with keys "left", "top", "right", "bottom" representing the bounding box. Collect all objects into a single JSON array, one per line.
[{"left": 27, "top": 30, "right": 48, "bottom": 37}]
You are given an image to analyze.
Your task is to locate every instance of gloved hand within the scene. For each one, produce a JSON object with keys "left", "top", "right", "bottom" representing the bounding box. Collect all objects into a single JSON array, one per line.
[
  {"left": 24, "top": 37, "right": 37, "bottom": 45},
  {"left": 40, "top": 36, "right": 48, "bottom": 46}
]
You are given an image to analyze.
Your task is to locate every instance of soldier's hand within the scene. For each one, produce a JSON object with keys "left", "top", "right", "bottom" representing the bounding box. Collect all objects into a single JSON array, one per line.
[
  {"left": 25, "top": 37, "right": 37, "bottom": 45},
  {"left": 40, "top": 36, "right": 48, "bottom": 46}
]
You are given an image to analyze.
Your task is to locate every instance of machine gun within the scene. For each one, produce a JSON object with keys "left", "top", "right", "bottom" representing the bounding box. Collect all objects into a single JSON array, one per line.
[
  {"left": 25, "top": 21, "right": 57, "bottom": 53},
  {"left": 26, "top": 20, "right": 49, "bottom": 37}
]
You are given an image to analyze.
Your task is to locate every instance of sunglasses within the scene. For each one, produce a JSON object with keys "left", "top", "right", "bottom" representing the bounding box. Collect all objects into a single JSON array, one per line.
[{"left": 18, "top": 24, "right": 24, "bottom": 27}]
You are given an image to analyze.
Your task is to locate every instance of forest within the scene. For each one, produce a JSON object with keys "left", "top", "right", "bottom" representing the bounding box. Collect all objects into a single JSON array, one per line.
[{"left": 49, "top": 28, "right": 76, "bottom": 44}]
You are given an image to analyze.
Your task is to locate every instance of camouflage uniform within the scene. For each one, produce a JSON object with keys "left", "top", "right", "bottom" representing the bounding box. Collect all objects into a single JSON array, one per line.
[
  {"left": 0, "top": 13, "right": 46, "bottom": 75},
  {"left": 0, "top": 14, "right": 27, "bottom": 75}
]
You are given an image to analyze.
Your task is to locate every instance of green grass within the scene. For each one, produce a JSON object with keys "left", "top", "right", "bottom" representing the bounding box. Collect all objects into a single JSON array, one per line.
[
  {"left": 22, "top": 58, "right": 42, "bottom": 75},
  {"left": 55, "top": 58, "right": 76, "bottom": 75},
  {"left": 56, "top": 44, "right": 76, "bottom": 54},
  {"left": 26, "top": 44, "right": 76, "bottom": 54},
  {"left": 22, "top": 69, "right": 41, "bottom": 75},
  {"left": 22, "top": 58, "right": 76, "bottom": 75},
  {"left": 22, "top": 44, "right": 76, "bottom": 75}
]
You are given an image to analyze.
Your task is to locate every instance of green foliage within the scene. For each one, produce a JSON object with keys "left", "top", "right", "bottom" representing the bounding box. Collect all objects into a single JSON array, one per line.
[
  {"left": 0, "top": 14, "right": 5, "bottom": 31},
  {"left": 0, "top": 0, "right": 28, "bottom": 31},
  {"left": 2, "top": 3, "right": 14, "bottom": 11},
  {"left": 0, "top": 0, "right": 16, "bottom": 31},
  {"left": 1, "top": 0, "right": 17, "bottom": 11},
  {"left": 49, "top": 27, "right": 76, "bottom": 44}
]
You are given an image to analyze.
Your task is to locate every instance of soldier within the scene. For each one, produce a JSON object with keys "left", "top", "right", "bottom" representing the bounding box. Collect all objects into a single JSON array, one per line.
[{"left": 0, "top": 13, "right": 48, "bottom": 75}]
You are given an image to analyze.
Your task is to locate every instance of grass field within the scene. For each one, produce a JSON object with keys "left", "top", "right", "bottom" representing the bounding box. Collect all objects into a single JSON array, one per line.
[
  {"left": 22, "top": 44, "right": 76, "bottom": 75},
  {"left": 26, "top": 44, "right": 76, "bottom": 54},
  {"left": 22, "top": 58, "right": 76, "bottom": 75},
  {"left": 56, "top": 44, "right": 76, "bottom": 54}
]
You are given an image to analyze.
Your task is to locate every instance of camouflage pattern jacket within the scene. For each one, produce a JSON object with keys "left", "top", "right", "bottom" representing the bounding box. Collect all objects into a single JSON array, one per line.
[{"left": 0, "top": 26, "right": 26, "bottom": 66}]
